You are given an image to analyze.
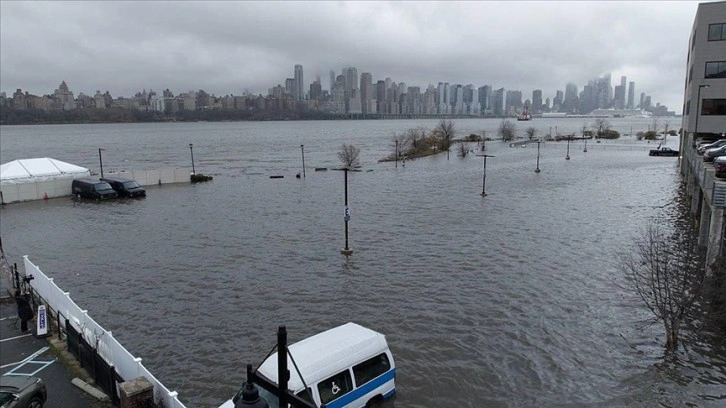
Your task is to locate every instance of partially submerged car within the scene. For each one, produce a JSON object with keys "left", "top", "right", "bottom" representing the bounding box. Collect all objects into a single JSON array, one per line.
[{"left": 100, "top": 176, "right": 146, "bottom": 198}]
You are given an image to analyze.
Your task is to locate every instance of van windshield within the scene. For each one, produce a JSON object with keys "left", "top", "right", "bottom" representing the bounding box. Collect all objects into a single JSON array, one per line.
[
  {"left": 94, "top": 182, "right": 113, "bottom": 191},
  {"left": 123, "top": 181, "right": 141, "bottom": 189}
]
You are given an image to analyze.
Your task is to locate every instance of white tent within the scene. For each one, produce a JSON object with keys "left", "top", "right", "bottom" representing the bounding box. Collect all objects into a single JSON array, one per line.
[{"left": 1, "top": 158, "right": 90, "bottom": 203}]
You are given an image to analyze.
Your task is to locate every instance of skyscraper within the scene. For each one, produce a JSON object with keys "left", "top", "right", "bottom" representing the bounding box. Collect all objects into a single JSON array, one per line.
[
  {"left": 532, "top": 89, "right": 543, "bottom": 113},
  {"left": 294, "top": 64, "right": 304, "bottom": 101},
  {"left": 360, "top": 72, "right": 372, "bottom": 114},
  {"left": 627, "top": 81, "right": 635, "bottom": 109}
]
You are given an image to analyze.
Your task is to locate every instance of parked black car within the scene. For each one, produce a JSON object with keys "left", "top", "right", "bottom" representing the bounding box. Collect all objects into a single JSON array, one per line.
[
  {"left": 100, "top": 176, "right": 146, "bottom": 198},
  {"left": 0, "top": 375, "right": 47, "bottom": 408},
  {"left": 649, "top": 147, "right": 679, "bottom": 156},
  {"left": 71, "top": 178, "right": 118, "bottom": 200}
]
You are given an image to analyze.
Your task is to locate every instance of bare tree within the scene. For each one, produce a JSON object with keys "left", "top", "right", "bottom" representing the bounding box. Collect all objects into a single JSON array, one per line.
[
  {"left": 498, "top": 119, "right": 516, "bottom": 142},
  {"left": 592, "top": 118, "right": 611, "bottom": 138},
  {"left": 338, "top": 144, "right": 360, "bottom": 169},
  {"left": 618, "top": 219, "right": 706, "bottom": 350},
  {"left": 432, "top": 119, "right": 455, "bottom": 151},
  {"left": 390, "top": 132, "right": 410, "bottom": 159},
  {"left": 526, "top": 127, "right": 537, "bottom": 141}
]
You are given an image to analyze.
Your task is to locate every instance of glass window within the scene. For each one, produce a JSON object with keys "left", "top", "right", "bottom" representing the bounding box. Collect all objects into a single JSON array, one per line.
[
  {"left": 317, "top": 370, "right": 353, "bottom": 404},
  {"left": 353, "top": 353, "right": 391, "bottom": 386},
  {"left": 689, "top": 64, "right": 693, "bottom": 83},
  {"left": 703, "top": 99, "right": 726, "bottom": 116},
  {"left": 123, "top": 181, "right": 141, "bottom": 188},
  {"left": 705, "top": 61, "right": 726, "bottom": 79},
  {"left": 709, "top": 23, "right": 726, "bottom": 41}
]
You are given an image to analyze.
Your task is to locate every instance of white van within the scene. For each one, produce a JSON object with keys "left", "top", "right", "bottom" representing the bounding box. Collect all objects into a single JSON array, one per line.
[{"left": 222, "top": 322, "right": 396, "bottom": 408}]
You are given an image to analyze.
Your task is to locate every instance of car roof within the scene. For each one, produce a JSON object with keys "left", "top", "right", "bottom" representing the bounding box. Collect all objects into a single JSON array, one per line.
[
  {"left": 100, "top": 176, "right": 134, "bottom": 182},
  {"left": 257, "top": 322, "right": 390, "bottom": 392},
  {"left": 74, "top": 177, "right": 109, "bottom": 184}
]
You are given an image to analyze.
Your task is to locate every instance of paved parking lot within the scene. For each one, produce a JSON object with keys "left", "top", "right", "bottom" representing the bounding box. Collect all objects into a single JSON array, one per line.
[{"left": 0, "top": 299, "right": 103, "bottom": 408}]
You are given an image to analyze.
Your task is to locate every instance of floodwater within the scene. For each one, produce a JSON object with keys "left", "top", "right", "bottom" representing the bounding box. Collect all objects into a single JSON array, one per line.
[{"left": 1, "top": 118, "right": 724, "bottom": 407}]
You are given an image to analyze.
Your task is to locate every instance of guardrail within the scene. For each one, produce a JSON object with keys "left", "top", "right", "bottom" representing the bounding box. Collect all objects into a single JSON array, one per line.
[{"left": 23, "top": 256, "right": 187, "bottom": 408}]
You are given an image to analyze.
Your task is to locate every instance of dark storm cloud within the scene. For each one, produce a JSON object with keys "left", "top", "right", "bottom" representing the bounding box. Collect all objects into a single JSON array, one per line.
[{"left": 0, "top": 1, "right": 698, "bottom": 110}]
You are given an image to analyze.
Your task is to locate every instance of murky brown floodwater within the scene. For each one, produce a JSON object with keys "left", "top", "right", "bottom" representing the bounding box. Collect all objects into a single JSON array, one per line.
[{"left": 1, "top": 118, "right": 724, "bottom": 407}]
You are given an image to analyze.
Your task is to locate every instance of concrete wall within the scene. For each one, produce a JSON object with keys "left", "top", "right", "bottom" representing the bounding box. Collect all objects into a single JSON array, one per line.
[{"left": 0, "top": 168, "right": 190, "bottom": 204}]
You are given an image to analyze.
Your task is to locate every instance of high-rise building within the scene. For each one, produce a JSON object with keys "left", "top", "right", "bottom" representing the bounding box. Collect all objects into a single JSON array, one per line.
[
  {"left": 618, "top": 76, "right": 626, "bottom": 108},
  {"left": 493, "top": 88, "right": 505, "bottom": 116},
  {"left": 309, "top": 80, "right": 322, "bottom": 100},
  {"left": 627, "top": 81, "right": 635, "bottom": 109},
  {"left": 564, "top": 83, "right": 578, "bottom": 113},
  {"left": 360, "top": 72, "right": 373, "bottom": 114},
  {"left": 294, "top": 64, "right": 304, "bottom": 101},
  {"left": 479, "top": 85, "right": 491, "bottom": 114},
  {"left": 376, "top": 80, "right": 386, "bottom": 113},
  {"left": 639, "top": 92, "right": 645, "bottom": 109},
  {"left": 329, "top": 70, "right": 335, "bottom": 93},
  {"left": 532, "top": 89, "right": 543, "bottom": 113}
]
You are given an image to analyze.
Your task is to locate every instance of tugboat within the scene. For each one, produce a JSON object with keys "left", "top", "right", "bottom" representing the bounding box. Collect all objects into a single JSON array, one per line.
[{"left": 517, "top": 106, "right": 532, "bottom": 121}]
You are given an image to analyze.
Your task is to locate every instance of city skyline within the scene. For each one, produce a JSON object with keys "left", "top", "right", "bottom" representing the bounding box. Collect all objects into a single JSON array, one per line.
[{"left": 0, "top": 1, "right": 699, "bottom": 111}]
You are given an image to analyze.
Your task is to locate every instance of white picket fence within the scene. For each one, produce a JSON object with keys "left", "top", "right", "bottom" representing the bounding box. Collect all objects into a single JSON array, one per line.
[{"left": 24, "top": 256, "right": 187, "bottom": 408}]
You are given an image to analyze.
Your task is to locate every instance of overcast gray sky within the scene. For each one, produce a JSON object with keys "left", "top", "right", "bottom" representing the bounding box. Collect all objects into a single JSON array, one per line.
[{"left": 0, "top": 1, "right": 701, "bottom": 111}]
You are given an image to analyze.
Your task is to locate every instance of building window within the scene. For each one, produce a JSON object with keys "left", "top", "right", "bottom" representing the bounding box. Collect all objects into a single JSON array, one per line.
[
  {"left": 708, "top": 23, "right": 726, "bottom": 41},
  {"left": 689, "top": 64, "right": 694, "bottom": 83},
  {"left": 702, "top": 99, "right": 726, "bottom": 116},
  {"left": 705, "top": 61, "right": 726, "bottom": 78},
  {"left": 686, "top": 99, "right": 690, "bottom": 116}
]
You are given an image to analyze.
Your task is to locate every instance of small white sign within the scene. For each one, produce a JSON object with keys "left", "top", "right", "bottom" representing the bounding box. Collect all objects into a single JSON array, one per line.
[{"left": 36, "top": 305, "right": 48, "bottom": 337}]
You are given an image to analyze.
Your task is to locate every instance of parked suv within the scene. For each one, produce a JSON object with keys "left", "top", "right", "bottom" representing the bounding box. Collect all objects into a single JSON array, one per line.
[
  {"left": 100, "top": 176, "right": 146, "bottom": 198},
  {"left": 714, "top": 156, "right": 726, "bottom": 179},
  {"left": 71, "top": 178, "right": 117, "bottom": 200}
]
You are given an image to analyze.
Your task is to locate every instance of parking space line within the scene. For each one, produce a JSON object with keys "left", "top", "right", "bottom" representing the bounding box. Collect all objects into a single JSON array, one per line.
[
  {"left": 0, "top": 333, "right": 33, "bottom": 343},
  {"left": 0, "top": 346, "right": 49, "bottom": 369},
  {"left": 4, "top": 359, "right": 55, "bottom": 376}
]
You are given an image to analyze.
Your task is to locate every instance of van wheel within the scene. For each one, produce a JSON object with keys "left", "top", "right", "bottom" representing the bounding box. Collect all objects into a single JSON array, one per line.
[{"left": 365, "top": 395, "right": 384, "bottom": 408}]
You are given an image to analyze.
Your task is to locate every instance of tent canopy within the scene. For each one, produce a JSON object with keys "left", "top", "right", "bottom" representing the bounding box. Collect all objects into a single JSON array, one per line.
[{"left": 1, "top": 158, "right": 90, "bottom": 183}]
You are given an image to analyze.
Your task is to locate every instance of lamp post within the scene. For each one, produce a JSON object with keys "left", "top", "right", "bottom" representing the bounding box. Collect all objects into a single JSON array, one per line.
[
  {"left": 535, "top": 140, "right": 541, "bottom": 173},
  {"left": 341, "top": 167, "right": 353, "bottom": 256},
  {"left": 98, "top": 148, "right": 105, "bottom": 178},
  {"left": 583, "top": 126, "right": 588, "bottom": 153},
  {"left": 300, "top": 144, "right": 306, "bottom": 178},
  {"left": 694, "top": 84, "right": 709, "bottom": 140},
  {"left": 477, "top": 154, "right": 495, "bottom": 196},
  {"left": 395, "top": 140, "right": 398, "bottom": 168},
  {"left": 566, "top": 138, "right": 570, "bottom": 160},
  {"left": 189, "top": 144, "right": 195, "bottom": 175}
]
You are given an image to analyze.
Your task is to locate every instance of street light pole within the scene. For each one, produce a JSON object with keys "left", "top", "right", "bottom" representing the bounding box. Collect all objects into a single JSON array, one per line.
[
  {"left": 189, "top": 144, "right": 195, "bottom": 175},
  {"left": 477, "top": 154, "right": 495, "bottom": 196},
  {"left": 98, "top": 148, "right": 105, "bottom": 178},
  {"left": 395, "top": 140, "right": 398, "bottom": 168},
  {"left": 566, "top": 138, "right": 570, "bottom": 160},
  {"left": 341, "top": 167, "right": 353, "bottom": 256},
  {"left": 300, "top": 144, "right": 306, "bottom": 178},
  {"left": 535, "top": 141, "right": 541, "bottom": 173}
]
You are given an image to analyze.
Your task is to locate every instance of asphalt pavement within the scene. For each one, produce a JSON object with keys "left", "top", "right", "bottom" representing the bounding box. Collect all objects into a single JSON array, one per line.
[{"left": 0, "top": 297, "right": 105, "bottom": 408}]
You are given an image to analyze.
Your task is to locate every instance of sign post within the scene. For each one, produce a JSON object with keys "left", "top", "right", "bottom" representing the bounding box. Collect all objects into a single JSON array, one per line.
[{"left": 35, "top": 305, "right": 50, "bottom": 338}]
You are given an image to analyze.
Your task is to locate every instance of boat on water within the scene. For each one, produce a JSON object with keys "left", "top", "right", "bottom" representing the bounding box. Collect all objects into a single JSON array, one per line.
[
  {"left": 221, "top": 323, "right": 396, "bottom": 408},
  {"left": 517, "top": 106, "right": 532, "bottom": 121}
]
